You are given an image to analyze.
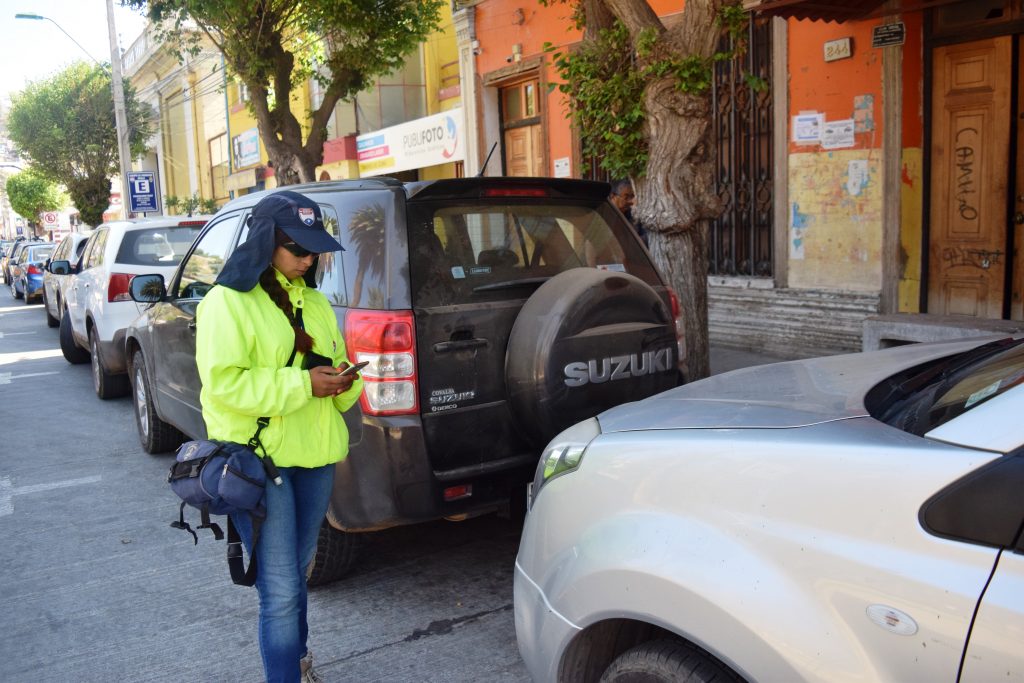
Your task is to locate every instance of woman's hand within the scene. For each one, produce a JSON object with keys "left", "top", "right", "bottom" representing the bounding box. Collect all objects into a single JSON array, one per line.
[{"left": 309, "top": 365, "right": 356, "bottom": 397}]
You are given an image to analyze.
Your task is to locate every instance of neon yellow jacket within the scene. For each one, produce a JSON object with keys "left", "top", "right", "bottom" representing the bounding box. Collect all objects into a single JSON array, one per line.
[{"left": 195, "top": 269, "right": 363, "bottom": 468}]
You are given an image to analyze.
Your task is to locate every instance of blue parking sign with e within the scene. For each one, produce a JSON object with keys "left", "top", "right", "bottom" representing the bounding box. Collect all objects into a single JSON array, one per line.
[{"left": 127, "top": 171, "right": 160, "bottom": 213}]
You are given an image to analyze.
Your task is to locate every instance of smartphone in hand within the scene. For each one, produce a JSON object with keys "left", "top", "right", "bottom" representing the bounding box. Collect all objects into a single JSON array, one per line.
[{"left": 339, "top": 360, "right": 370, "bottom": 377}]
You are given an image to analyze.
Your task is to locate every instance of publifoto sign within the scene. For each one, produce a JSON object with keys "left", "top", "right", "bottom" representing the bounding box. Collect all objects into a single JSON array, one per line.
[
  {"left": 127, "top": 171, "right": 160, "bottom": 213},
  {"left": 357, "top": 108, "right": 465, "bottom": 177}
]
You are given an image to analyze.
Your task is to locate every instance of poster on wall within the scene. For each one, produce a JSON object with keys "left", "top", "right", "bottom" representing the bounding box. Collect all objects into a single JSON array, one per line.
[
  {"left": 357, "top": 108, "right": 465, "bottom": 177},
  {"left": 792, "top": 112, "right": 823, "bottom": 144},
  {"left": 232, "top": 128, "right": 261, "bottom": 168},
  {"left": 821, "top": 119, "right": 856, "bottom": 149}
]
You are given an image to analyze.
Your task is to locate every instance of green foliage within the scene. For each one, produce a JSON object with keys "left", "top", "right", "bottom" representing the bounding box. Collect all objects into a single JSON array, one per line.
[
  {"left": 6, "top": 62, "right": 154, "bottom": 226},
  {"left": 550, "top": 1, "right": 750, "bottom": 179},
  {"left": 163, "top": 193, "right": 218, "bottom": 216},
  {"left": 5, "top": 169, "right": 67, "bottom": 223},
  {"left": 125, "top": 0, "right": 444, "bottom": 181}
]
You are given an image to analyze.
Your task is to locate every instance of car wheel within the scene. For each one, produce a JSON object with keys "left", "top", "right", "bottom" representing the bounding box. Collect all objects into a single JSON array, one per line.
[
  {"left": 505, "top": 268, "right": 679, "bottom": 447},
  {"left": 599, "top": 640, "right": 743, "bottom": 683},
  {"left": 43, "top": 291, "right": 59, "bottom": 327},
  {"left": 12, "top": 280, "right": 22, "bottom": 300},
  {"left": 306, "top": 521, "right": 363, "bottom": 587},
  {"left": 59, "top": 309, "right": 90, "bottom": 364},
  {"left": 131, "top": 349, "right": 185, "bottom": 454},
  {"left": 90, "top": 329, "right": 130, "bottom": 399}
]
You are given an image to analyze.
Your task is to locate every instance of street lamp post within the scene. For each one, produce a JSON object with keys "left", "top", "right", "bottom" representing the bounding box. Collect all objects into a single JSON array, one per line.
[{"left": 14, "top": 9, "right": 133, "bottom": 219}]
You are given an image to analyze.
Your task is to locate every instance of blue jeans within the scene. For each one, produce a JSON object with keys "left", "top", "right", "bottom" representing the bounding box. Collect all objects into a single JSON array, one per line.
[{"left": 231, "top": 464, "right": 334, "bottom": 683}]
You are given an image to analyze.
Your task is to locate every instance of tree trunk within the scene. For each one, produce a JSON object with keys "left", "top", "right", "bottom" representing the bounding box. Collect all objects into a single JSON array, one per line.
[
  {"left": 647, "top": 224, "right": 710, "bottom": 381},
  {"left": 634, "top": 76, "right": 719, "bottom": 381}
]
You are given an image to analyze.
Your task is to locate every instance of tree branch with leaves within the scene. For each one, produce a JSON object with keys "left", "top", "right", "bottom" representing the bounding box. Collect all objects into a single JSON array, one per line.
[
  {"left": 127, "top": 0, "right": 444, "bottom": 185},
  {"left": 6, "top": 62, "right": 153, "bottom": 227},
  {"left": 5, "top": 169, "right": 68, "bottom": 235}
]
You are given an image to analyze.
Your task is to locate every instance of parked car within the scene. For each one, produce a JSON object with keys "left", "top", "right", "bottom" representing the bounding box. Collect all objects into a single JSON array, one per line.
[
  {"left": 7, "top": 240, "right": 53, "bottom": 300},
  {"left": 11, "top": 243, "right": 55, "bottom": 304},
  {"left": 1, "top": 237, "right": 27, "bottom": 285},
  {"left": 42, "top": 231, "right": 93, "bottom": 327},
  {"left": 125, "top": 177, "right": 683, "bottom": 584},
  {"left": 514, "top": 335, "right": 1024, "bottom": 683},
  {"left": 52, "top": 217, "right": 208, "bottom": 399},
  {"left": 0, "top": 239, "right": 17, "bottom": 282}
]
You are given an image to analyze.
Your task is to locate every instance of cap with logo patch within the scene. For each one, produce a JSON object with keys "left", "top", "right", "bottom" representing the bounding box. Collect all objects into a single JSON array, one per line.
[{"left": 251, "top": 189, "right": 343, "bottom": 254}]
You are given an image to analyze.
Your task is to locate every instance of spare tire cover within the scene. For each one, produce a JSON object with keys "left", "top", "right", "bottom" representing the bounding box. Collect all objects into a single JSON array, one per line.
[{"left": 506, "top": 267, "right": 679, "bottom": 447}]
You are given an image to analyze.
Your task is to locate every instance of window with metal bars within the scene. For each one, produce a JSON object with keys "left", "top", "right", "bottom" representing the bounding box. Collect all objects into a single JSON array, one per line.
[
  {"left": 710, "top": 17, "right": 774, "bottom": 277},
  {"left": 582, "top": 18, "right": 774, "bottom": 277}
]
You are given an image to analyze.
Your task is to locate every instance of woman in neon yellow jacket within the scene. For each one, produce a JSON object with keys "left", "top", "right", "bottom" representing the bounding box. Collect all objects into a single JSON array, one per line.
[{"left": 196, "top": 190, "right": 363, "bottom": 683}]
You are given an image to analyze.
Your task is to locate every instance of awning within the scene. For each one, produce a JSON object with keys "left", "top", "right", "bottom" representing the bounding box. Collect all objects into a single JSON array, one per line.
[{"left": 745, "top": 0, "right": 967, "bottom": 23}]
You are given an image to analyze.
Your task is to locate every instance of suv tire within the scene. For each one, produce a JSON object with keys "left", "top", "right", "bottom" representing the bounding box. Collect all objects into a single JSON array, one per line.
[
  {"left": 131, "top": 349, "right": 186, "bottom": 453},
  {"left": 307, "top": 521, "right": 362, "bottom": 586},
  {"left": 599, "top": 639, "right": 742, "bottom": 683},
  {"left": 43, "top": 291, "right": 59, "bottom": 327},
  {"left": 506, "top": 268, "right": 678, "bottom": 446},
  {"left": 59, "top": 309, "right": 90, "bottom": 364},
  {"left": 90, "top": 329, "right": 130, "bottom": 399}
]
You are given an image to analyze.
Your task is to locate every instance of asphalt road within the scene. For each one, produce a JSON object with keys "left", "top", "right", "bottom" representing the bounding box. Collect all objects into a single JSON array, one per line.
[{"left": 0, "top": 285, "right": 530, "bottom": 682}]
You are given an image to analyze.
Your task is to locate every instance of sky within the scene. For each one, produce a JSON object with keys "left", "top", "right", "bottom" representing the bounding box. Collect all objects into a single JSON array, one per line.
[{"left": 0, "top": 0, "right": 149, "bottom": 100}]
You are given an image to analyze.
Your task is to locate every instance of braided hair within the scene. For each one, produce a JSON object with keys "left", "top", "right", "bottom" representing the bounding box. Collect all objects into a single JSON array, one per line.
[{"left": 259, "top": 230, "right": 315, "bottom": 355}]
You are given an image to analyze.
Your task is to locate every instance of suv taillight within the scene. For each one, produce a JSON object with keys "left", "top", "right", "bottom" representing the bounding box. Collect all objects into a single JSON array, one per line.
[
  {"left": 108, "top": 273, "right": 135, "bottom": 302},
  {"left": 344, "top": 309, "right": 418, "bottom": 416}
]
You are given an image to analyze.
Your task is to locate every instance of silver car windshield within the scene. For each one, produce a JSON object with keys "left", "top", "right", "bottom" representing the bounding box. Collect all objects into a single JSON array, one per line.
[{"left": 873, "top": 338, "right": 1024, "bottom": 435}]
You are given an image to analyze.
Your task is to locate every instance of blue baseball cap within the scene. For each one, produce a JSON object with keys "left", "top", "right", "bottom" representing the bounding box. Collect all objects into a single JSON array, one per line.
[{"left": 251, "top": 190, "right": 343, "bottom": 254}]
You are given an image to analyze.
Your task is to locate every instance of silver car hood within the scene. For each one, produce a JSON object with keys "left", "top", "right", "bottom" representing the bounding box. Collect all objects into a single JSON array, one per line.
[{"left": 597, "top": 338, "right": 995, "bottom": 432}]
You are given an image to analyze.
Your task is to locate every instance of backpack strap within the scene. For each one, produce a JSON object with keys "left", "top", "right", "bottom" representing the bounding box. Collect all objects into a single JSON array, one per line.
[
  {"left": 170, "top": 502, "right": 199, "bottom": 545},
  {"left": 226, "top": 514, "right": 263, "bottom": 587},
  {"left": 247, "top": 331, "right": 300, "bottom": 486},
  {"left": 197, "top": 505, "right": 224, "bottom": 541}
]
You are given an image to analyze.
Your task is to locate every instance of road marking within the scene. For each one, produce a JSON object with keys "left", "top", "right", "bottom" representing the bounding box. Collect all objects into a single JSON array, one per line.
[
  {"left": 0, "top": 348, "right": 64, "bottom": 366},
  {"left": 0, "top": 371, "right": 61, "bottom": 384},
  {"left": 0, "top": 331, "right": 37, "bottom": 338},
  {"left": 0, "top": 475, "right": 103, "bottom": 516}
]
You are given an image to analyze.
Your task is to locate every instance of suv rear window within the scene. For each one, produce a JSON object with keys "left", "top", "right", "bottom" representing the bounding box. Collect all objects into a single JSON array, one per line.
[
  {"left": 115, "top": 226, "right": 202, "bottom": 266},
  {"left": 407, "top": 200, "right": 658, "bottom": 307}
]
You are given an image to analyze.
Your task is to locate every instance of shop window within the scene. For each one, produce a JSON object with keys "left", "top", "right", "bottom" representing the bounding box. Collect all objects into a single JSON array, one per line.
[
  {"left": 934, "top": 0, "right": 1017, "bottom": 34},
  {"left": 353, "top": 48, "right": 427, "bottom": 133},
  {"left": 209, "top": 133, "right": 229, "bottom": 203}
]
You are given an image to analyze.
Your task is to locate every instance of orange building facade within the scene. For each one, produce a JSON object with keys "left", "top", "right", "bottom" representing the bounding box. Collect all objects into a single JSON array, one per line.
[{"left": 453, "top": 0, "right": 1024, "bottom": 356}]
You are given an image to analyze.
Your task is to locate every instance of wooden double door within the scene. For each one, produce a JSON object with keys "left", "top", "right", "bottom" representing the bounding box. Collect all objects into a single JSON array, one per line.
[{"left": 929, "top": 35, "right": 1024, "bottom": 319}]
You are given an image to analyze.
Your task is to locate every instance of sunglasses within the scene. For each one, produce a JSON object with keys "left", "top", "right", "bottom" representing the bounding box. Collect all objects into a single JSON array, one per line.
[{"left": 281, "top": 242, "right": 314, "bottom": 258}]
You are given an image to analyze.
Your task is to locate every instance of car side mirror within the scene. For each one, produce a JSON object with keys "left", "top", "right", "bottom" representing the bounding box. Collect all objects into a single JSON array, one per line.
[
  {"left": 130, "top": 274, "right": 167, "bottom": 303},
  {"left": 49, "top": 260, "right": 71, "bottom": 275}
]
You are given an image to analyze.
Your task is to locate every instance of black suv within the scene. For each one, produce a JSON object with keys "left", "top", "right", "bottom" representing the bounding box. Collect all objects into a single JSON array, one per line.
[{"left": 126, "top": 177, "right": 682, "bottom": 583}]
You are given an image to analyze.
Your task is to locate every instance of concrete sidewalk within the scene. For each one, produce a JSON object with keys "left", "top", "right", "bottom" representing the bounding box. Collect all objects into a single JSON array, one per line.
[{"left": 710, "top": 344, "right": 805, "bottom": 376}]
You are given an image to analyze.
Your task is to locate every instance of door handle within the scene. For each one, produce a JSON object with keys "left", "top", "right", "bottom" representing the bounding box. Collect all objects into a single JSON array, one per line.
[{"left": 433, "top": 338, "right": 488, "bottom": 353}]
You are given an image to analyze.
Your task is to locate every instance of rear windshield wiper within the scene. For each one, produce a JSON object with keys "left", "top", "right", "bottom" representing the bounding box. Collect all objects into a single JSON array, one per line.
[{"left": 472, "top": 276, "right": 551, "bottom": 292}]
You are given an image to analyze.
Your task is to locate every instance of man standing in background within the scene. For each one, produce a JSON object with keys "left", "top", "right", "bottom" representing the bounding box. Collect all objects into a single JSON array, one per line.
[{"left": 609, "top": 179, "right": 647, "bottom": 247}]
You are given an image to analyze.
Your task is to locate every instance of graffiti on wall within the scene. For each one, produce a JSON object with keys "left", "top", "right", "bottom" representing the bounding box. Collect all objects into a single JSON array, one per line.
[
  {"left": 942, "top": 246, "right": 1002, "bottom": 270},
  {"left": 953, "top": 126, "right": 979, "bottom": 224}
]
